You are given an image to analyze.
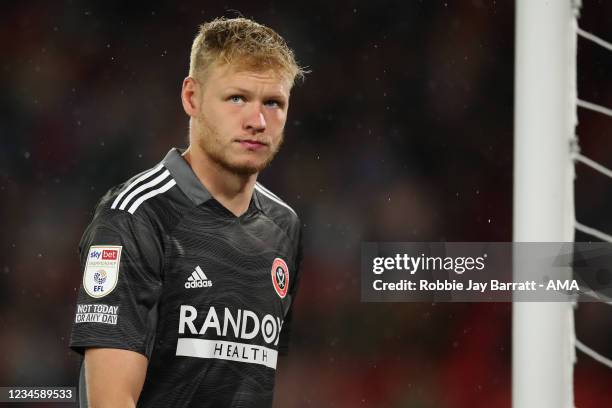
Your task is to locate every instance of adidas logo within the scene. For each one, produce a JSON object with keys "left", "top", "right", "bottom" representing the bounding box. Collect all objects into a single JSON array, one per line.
[{"left": 185, "top": 266, "right": 213, "bottom": 289}]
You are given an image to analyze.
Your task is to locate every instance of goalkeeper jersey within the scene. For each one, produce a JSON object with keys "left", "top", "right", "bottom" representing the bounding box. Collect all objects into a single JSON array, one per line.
[{"left": 70, "top": 148, "right": 303, "bottom": 408}]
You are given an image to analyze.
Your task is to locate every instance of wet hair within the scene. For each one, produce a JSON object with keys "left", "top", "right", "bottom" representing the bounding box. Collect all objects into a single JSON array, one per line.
[{"left": 189, "top": 17, "right": 306, "bottom": 86}]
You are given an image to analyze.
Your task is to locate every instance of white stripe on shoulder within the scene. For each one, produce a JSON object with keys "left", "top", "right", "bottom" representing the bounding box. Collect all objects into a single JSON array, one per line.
[
  {"left": 111, "top": 164, "right": 164, "bottom": 209},
  {"left": 127, "top": 179, "right": 177, "bottom": 214},
  {"left": 119, "top": 170, "right": 171, "bottom": 210},
  {"left": 255, "top": 182, "right": 283, "bottom": 201},
  {"left": 254, "top": 183, "right": 296, "bottom": 215}
]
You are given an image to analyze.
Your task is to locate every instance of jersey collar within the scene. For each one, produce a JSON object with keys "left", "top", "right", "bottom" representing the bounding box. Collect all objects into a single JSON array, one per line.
[{"left": 162, "top": 147, "right": 263, "bottom": 212}]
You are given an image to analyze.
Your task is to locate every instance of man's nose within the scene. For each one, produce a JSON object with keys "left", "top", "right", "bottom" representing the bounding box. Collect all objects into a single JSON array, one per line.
[{"left": 244, "top": 104, "right": 267, "bottom": 133}]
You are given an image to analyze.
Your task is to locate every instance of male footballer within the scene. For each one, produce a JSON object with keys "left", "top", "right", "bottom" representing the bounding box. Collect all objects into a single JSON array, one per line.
[{"left": 70, "top": 17, "right": 305, "bottom": 407}]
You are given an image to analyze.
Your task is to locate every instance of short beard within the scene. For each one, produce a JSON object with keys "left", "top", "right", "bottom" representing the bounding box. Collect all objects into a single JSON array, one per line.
[{"left": 195, "top": 116, "right": 284, "bottom": 176}]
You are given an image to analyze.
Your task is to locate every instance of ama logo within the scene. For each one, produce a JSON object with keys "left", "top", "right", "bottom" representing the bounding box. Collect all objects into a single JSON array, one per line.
[{"left": 271, "top": 258, "right": 289, "bottom": 299}]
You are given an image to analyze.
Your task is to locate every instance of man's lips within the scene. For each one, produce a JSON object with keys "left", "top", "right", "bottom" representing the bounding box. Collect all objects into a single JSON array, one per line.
[{"left": 236, "top": 139, "right": 268, "bottom": 150}]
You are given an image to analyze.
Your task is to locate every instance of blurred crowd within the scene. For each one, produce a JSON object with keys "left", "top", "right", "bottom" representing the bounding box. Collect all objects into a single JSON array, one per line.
[{"left": 2, "top": 1, "right": 612, "bottom": 407}]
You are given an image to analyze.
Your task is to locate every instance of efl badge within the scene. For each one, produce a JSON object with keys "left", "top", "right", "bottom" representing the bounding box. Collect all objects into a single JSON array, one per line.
[
  {"left": 271, "top": 258, "right": 289, "bottom": 298},
  {"left": 83, "top": 245, "right": 122, "bottom": 298}
]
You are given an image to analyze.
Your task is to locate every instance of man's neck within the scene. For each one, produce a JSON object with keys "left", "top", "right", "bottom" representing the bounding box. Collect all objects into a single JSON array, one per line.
[{"left": 182, "top": 146, "right": 257, "bottom": 217}]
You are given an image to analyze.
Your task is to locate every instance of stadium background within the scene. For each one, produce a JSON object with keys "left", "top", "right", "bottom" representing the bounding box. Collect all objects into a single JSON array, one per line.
[{"left": 2, "top": 1, "right": 612, "bottom": 407}]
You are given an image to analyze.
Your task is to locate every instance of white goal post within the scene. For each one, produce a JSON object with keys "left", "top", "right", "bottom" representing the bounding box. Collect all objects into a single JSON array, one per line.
[{"left": 513, "top": 1, "right": 579, "bottom": 407}]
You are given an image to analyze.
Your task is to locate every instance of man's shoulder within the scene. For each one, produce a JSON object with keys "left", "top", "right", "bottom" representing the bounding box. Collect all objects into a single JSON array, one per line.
[
  {"left": 254, "top": 182, "right": 300, "bottom": 228},
  {"left": 91, "top": 162, "right": 183, "bottom": 231}
]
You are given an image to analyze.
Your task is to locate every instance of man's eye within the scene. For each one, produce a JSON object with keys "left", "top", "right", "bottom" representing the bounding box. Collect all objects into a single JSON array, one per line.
[
  {"left": 264, "top": 100, "right": 281, "bottom": 108},
  {"left": 229, "top": 95, "right": 244, "bottom": 104}
]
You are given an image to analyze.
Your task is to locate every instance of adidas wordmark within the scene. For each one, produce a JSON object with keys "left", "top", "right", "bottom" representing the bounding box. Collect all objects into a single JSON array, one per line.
[{"left": 185, "top": 266, "right": 213, "bottom": 289}]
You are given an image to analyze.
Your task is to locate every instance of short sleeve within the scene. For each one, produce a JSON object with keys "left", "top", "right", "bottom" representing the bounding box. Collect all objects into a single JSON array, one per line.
[
  {"left": 69, "top": 211, "right": 164, "bottom": 358},
  {"left": 277, "top": 224, "right": 304, "bottom": 356}
]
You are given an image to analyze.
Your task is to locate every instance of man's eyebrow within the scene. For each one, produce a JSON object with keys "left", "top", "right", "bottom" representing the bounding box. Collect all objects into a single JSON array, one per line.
[
  {"left": 223, "top": 87, "right": 287, "bottom": 100},
  {"left": 224, "top": 87, "right": 252, "bottom": 95}
]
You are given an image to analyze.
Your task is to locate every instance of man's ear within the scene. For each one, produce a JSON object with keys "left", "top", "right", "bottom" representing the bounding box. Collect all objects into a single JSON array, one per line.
[{"left": 181, "top": 77, "right": 200, "bottom": 117}]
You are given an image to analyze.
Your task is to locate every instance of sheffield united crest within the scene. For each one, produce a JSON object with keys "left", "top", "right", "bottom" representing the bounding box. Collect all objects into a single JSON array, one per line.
[{"left": 271, "top": 258, "right": 289, "bottom": 298}]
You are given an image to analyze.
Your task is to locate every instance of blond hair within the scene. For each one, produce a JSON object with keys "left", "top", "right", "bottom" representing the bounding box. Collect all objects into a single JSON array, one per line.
[{"left": 189, "top": 17, "right": 306, "bottom": 86}]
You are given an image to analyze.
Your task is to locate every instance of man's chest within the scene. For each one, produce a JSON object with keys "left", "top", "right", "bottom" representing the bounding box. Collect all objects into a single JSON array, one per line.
[
  {"left": 166, "top": 214, "right": 293, "bottom": 296},
  {"left": 155, "top": 214, "right": 295, "bottom": 350}
]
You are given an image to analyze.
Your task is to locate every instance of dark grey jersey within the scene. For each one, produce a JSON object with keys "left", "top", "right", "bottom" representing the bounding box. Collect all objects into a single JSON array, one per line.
[{"left": 70, "top": 148, "right": 303, "bottom": 408}]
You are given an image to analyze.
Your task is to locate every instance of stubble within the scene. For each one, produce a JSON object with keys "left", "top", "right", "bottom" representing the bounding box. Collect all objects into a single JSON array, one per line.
[{"left": 195, "top": 115, "right": 284, "bottom": 176}]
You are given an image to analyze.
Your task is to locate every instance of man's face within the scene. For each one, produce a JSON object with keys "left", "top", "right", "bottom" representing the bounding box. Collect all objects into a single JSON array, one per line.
[{"left": 192, "top": 62, "right": 290, "bottom": 175}]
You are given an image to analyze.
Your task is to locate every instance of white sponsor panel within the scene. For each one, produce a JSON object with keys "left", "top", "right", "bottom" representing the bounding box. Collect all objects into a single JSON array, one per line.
[
  {"left": 176, "top": 338, "right": 278, "bottom": 369},
  {"left": 176, "top": 305, "right": 285, "bottom": 368},
  {"left": 75, "top": 304, "right": 118, "bottom": 325},
  {"left": 83, "top": 246, "right": 121, "bottom": 298}
]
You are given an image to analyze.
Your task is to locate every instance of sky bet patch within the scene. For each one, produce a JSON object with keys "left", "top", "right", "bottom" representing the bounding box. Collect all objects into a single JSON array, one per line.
[{"left": 83, "top": 245, "right": 122, "bottom": 298}]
